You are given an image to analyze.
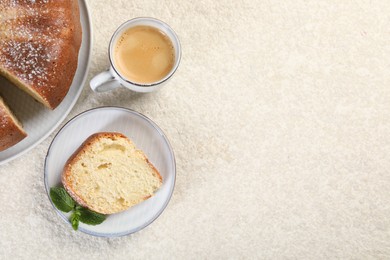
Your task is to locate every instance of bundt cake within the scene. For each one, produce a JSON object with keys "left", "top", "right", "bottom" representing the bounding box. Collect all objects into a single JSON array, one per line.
[{"left": 0, "top": 0, "right": 82, "bottom": 151}]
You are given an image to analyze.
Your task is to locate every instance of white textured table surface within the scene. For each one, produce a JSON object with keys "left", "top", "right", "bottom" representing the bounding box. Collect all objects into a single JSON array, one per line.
[{"left": 1, "top": 0, "right": 390, "bottom": 259}]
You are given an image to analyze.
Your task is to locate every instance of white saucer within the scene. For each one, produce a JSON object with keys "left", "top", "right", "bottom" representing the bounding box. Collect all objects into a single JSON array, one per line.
[{"left": 44, "top": 107, "right": 176, "bottom": 237}]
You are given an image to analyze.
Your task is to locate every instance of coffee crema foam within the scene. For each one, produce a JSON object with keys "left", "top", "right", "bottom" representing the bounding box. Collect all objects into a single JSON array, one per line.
[{"left": 113, "top": 25, "right": 175, "bottom": 84}]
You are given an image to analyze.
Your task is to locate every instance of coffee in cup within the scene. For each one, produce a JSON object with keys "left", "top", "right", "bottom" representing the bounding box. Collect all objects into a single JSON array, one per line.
[
  {"left": 90, "top": 17, "right": 181, "bottom": 93},
  {"left": 113, "top": 25, "right": 175, "bottom": 84}
]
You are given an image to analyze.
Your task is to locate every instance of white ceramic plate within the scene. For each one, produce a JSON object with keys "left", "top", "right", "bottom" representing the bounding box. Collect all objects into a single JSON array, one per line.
[
  {"left": 0, "top": 0, "right": 92, "bottom": 165},
  {"left": 44, "top": 107, "right": 176, "bottom": 237}
]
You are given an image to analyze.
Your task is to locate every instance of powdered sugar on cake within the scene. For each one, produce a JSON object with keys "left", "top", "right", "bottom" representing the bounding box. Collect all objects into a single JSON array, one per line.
[
  {"left": 9, "top": 0, "right": 49, "bottom": 8},
  {"left": 0, "top": 0, "right": 61, "bottom": 88}
]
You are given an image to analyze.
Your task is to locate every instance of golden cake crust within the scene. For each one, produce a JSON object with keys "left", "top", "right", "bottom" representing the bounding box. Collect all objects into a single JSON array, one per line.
[{"left": 0, "top": 0, "right": 82, "bottom": 109}]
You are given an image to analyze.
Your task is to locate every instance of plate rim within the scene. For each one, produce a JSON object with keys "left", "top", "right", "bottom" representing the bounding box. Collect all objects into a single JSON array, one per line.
[
  {"left": 0, "top": 0, "right": 93, "bottom": 165},
  {"left": 44, "top": 106, "right": 177, "bottom": 237}
]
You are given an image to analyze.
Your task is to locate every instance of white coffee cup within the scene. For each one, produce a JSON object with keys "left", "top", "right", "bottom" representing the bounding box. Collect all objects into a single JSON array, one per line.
[{"left": 90, "top": 17, "right": 181, "bottom": 93}]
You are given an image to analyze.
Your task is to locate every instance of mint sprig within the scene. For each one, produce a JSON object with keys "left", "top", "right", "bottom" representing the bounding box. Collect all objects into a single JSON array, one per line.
[{"left": 49, "top": 187, "right": 106, "bottom": 231}]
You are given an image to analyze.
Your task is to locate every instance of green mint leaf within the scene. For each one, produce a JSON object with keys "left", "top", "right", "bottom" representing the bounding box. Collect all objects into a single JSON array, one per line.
[
  {"left": 70, "top": 210, "right": 81, "bottom": 231},
  {"left": 50, "top": 187, "right": 75, "bottom": 213},
  {"left": 79, "top": 208, "right": 106, "bottom": 225}
]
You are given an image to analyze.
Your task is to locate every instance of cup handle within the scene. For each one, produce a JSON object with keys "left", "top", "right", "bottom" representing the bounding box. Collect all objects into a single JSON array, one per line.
[{"left": 90, "top": 69, "right": 121, "bottom": 93}]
